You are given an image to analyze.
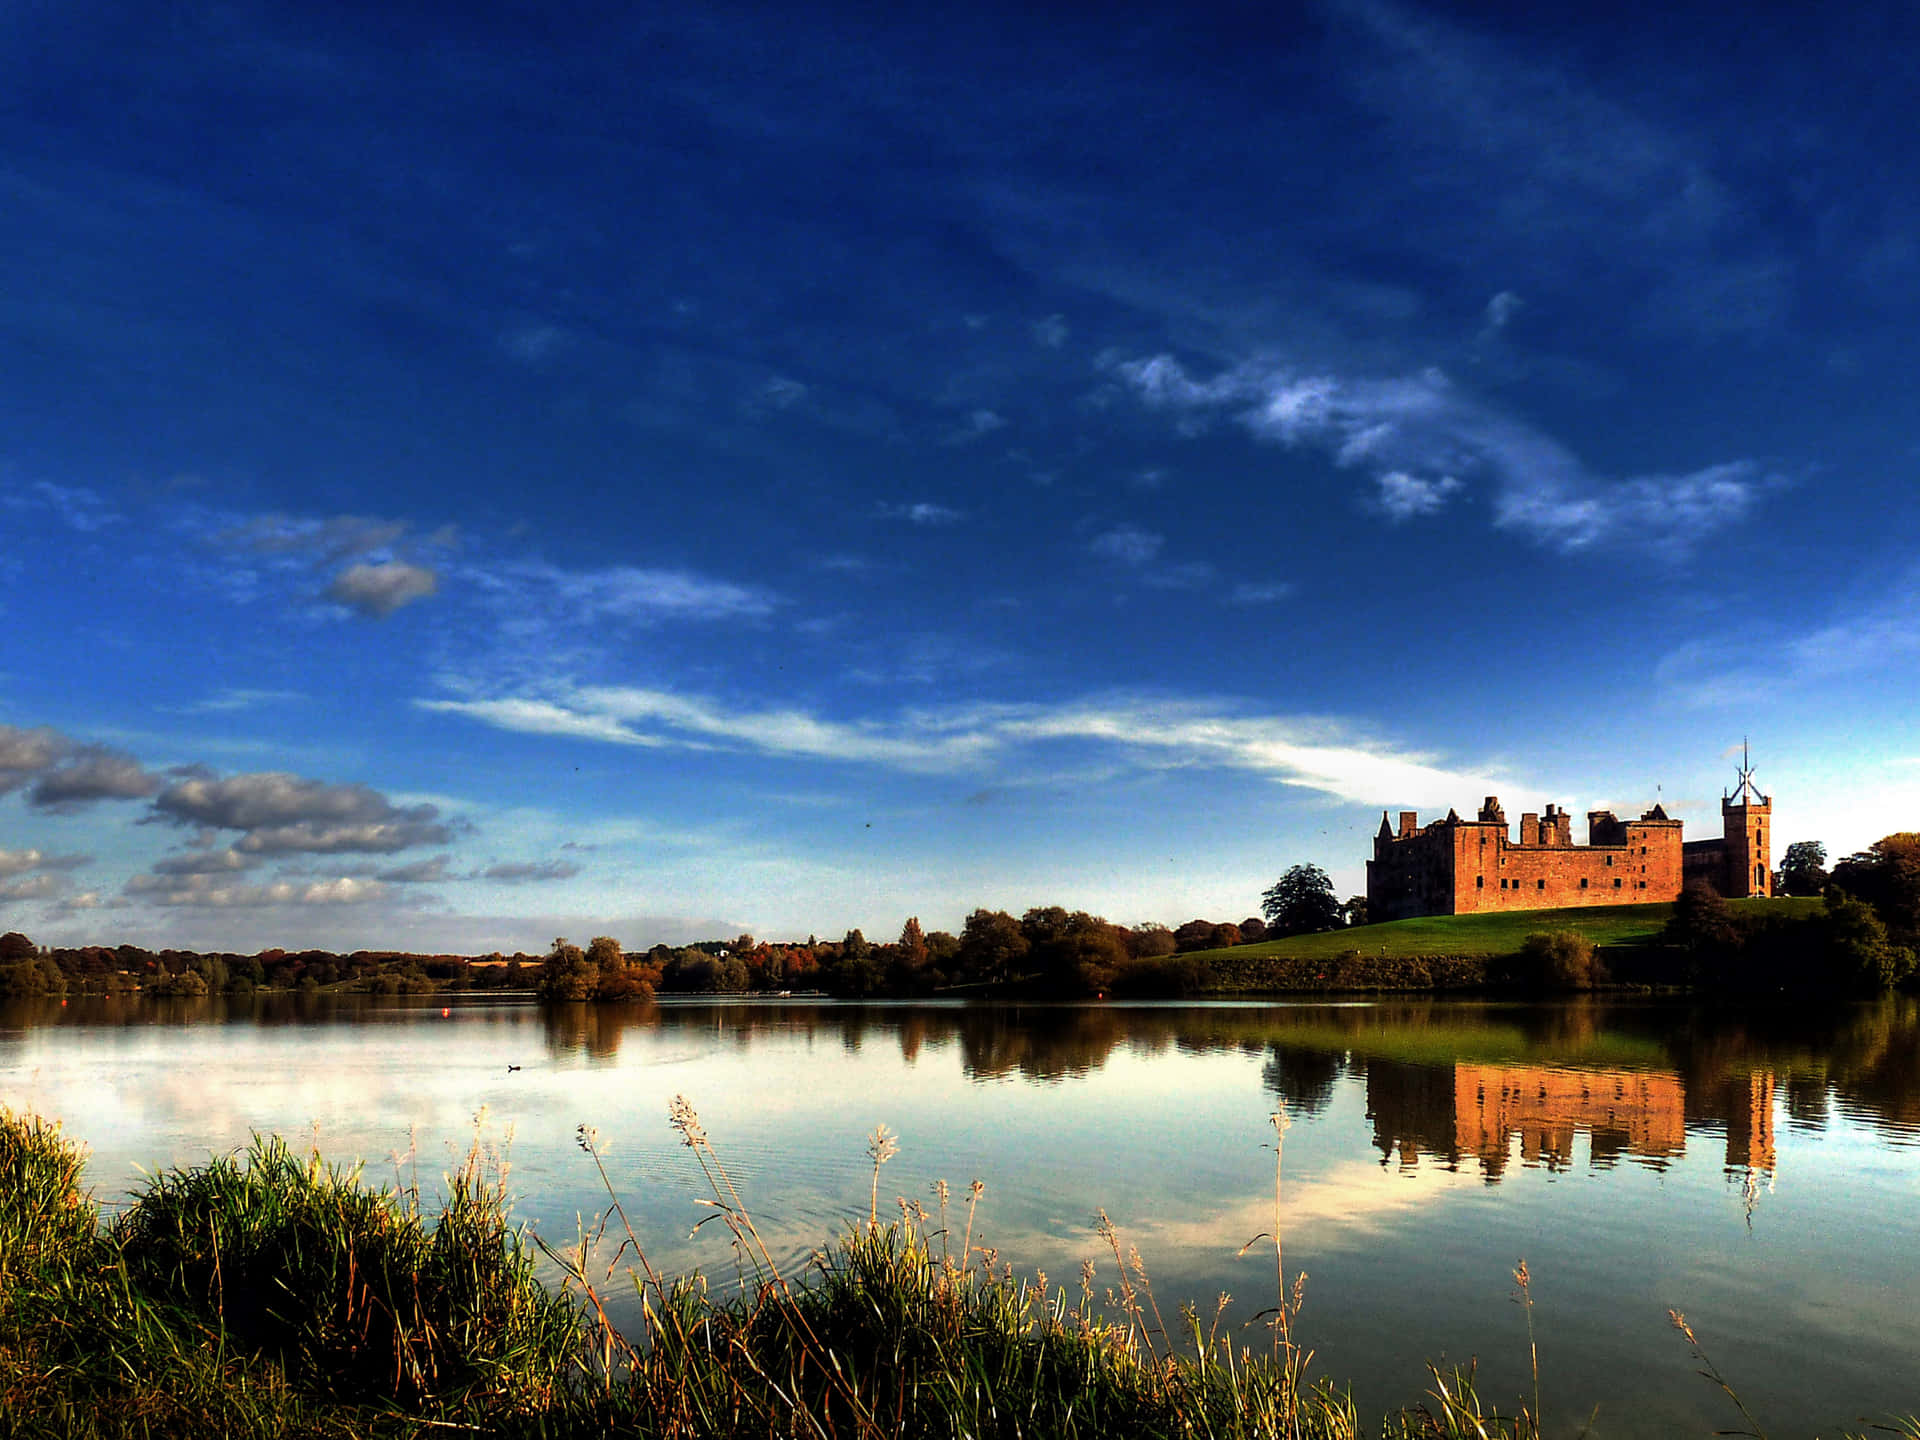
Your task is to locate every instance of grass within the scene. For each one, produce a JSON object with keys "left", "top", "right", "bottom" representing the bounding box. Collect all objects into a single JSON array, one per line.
[
  {"left": 1180, "top": 897, "right": 1824, "bottom": 974},
  {"left": 2, "top": 1101, "right": 1913, "bottom": 1439}
]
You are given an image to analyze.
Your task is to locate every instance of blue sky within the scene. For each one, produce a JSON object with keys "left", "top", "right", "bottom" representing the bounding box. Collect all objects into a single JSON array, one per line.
[{"left": 3, "top": 0, "right": 1918, "bottom": 952}]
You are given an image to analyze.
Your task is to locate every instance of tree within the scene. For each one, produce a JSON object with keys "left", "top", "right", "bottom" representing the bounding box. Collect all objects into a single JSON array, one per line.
[
  {"left": 0, "top": 932, "right": 35, "bottom": 963},
  {"left": 1832, "top": 833, "right": 1920, "bottom": 940},
  {"left": 956, "top": 909, "right": 1028, "bottom": 985},
  {"left": 1340, "top": 896, "right": 1369, "bottom": 928},
  {"left": 1667, "top": 881, "right": 1739, "bottom": 956},
  {"left": 1126, "top": 923, "right": 1177, "bottom": 959},
  {"left": 1261, "top": 865, "right": 1342, "bottom": 936},
  {"left": 897, "top": 917, "right": 929, "bottom": 969},
  {"left": 1778, "top": 841, "right": 1829, "bottom": 897},
  {"left": 537, "top": 937, "right": 598, "bottom": 1001},
  {"left": 1825, "top": 888, "right": 1917, "bottom": 993}
]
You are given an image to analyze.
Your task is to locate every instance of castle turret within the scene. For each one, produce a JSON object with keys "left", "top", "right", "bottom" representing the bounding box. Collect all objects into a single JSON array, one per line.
[{"left": 1720, "top": 742, "right": 1772, "bottom": 897}]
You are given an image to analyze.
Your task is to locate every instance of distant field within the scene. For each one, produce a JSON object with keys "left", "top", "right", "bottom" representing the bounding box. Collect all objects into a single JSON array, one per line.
[{"left": 1187, "top": 895, "right": 1822, "bottom": 966}]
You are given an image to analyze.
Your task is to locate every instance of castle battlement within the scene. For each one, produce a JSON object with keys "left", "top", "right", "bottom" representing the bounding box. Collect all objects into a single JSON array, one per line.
[{"left": 1365, "top": 753, "right": 1772, "bottom": 922}]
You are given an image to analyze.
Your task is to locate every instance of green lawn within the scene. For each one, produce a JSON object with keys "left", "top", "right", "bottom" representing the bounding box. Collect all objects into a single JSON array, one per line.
[{"left": 1191, "top": 895, "right": 1822, "bottom": 965}]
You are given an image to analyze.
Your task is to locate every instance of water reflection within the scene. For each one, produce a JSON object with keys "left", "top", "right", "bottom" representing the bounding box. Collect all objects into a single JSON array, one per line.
[
  {"left": 14, "top": 992, "right": 1919, "bottom": 1161},
  {"left": 7, "top": 991, "right": 1920, "bottom": 1436},
  {"left": 1360, "top": 1062, "right": 1776, "bottom": 1179}
]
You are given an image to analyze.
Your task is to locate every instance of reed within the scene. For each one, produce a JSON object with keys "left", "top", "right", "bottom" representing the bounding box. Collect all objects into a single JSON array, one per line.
[{"left": 2, "top": 1104, "right": 1914, "bottom": 1439}]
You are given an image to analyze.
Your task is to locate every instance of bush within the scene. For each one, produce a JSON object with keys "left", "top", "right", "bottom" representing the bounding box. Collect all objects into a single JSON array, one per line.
[
  {"left": 1518, "top": 931, "right": 1602, "bottom": 991},
  {"left": 1110, "top": 954, "right": 1214, "bottom": 998}
]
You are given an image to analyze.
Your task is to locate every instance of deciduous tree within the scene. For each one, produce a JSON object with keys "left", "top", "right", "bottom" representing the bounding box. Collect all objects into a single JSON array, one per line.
[
  {"left": 1778, "top": 841, "right": 1829, "bottom": 896},
  {"left": 1261, "top": 865, "right": 1342, "bottom": 936}
]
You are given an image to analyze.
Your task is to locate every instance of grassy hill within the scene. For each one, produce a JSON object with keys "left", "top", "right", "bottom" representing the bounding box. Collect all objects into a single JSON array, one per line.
[{"left": 1169, "top": 896, "right": 1823, "bottom": 993}]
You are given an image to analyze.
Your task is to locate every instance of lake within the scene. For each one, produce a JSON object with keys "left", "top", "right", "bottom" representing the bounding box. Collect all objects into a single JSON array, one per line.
[{"left": 4, "top": 992, "right": 1918, "bottom": 1436}]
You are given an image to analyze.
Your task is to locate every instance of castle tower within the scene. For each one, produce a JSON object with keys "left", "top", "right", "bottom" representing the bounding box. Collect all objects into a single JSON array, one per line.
[{"left": 1720, "top": 740, "right": 1772, "bottom": 897}]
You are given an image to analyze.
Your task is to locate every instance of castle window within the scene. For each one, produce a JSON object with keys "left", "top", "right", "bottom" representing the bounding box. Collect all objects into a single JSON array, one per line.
[
  {"left": 1580, "top": 878, "right": 1589, "bottom": 889},
  {"left": 1614, "top": 878, "right": 1622, "bottom": 888},
  {"left": 1536, "top": 879, "right": 1546, "bottom": 889},
  {"left": 1606, "top": 855, "right": 1613, "bottom": 866},
  {"left": 1476, "top": 876, "right": 1484, "bottom": 888}
]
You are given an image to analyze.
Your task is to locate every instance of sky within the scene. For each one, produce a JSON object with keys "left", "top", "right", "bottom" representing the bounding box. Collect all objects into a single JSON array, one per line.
[{"left": 3, "top": 0, "right": 1918, "bottom": 953}]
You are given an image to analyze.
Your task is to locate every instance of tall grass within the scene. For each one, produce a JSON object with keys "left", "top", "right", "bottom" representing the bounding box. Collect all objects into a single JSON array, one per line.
[{"left": 2, "top": 1103, "right": 1915, "bottom": 1439}]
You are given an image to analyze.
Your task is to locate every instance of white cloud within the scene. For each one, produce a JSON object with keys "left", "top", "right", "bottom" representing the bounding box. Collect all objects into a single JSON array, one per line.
[
  {"left": 422, "top": 686, "right": 1516, "bottom": 807},
  {"left": 415, "top": 697, "right": 670, "bottom": 747},
  {"left": 1375, "top": 470, "right": 1463, "bottom": 520},
  {"left": 1484, "top": 290, "right": 1523, "bottom": 330},
  {"left": 124, "top": 873, "right": 391, "bottom": 908},
  {"left": 1114, "top": 353, "right": 1771, "bottom": 554},
  {"left": 326, "top": 560, "right": 440, "bottom": 617}
]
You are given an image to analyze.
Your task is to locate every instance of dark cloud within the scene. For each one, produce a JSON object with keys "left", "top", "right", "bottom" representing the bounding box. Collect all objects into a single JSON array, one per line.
[
  {"left": 478, "top": 860, "right": 581, "bottom": 883},
  {"left": 0, "top": 873, "right": 63, "bottom": 902},
  {"left": 0, "top": 848, "right": 90, "bottom": 877},
  {"left": 375, "top": 854, "right": 453, "bottom": 884},
  {"left": 153, "top": 772, "right": 451, "bottom": 854},
  {"left": 28, "top": 746, "right": 163, "bottom": 810},
  {"left": 325, "top": 560, "right": 439, "bottom": 617},
  {"left": 150, "top": 847, "right": 256, "bottom": 876},
  {"left": 0, "top": 725, "right": 70, "bottom": 793}
]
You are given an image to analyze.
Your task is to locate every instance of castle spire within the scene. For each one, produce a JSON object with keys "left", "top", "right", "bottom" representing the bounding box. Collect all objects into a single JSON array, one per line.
[{"left": 1734, "top": 738, "right": 1759, "bottom": 805}]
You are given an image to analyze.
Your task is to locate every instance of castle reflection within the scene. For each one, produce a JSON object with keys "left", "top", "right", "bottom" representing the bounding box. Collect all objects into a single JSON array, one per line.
[
  {"left": 14, "top": 991, "right": 1920, "bottom": 1173},
  {"left": 1363, "top": 1061, "right": 1774, "bottom": 1179}
]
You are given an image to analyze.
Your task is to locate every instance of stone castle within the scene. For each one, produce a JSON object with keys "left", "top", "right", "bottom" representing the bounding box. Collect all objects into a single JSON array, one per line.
[{"left": 1365, "top": 750, "right": 1772, "bottom": 922}]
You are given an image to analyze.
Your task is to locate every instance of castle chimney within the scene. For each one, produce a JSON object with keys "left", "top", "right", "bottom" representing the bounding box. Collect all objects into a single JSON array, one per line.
[
  {"left": 1398, "top": 810, "right": 1418, "bottom": 839},
  {"left": 1520, "top": 812, "right": 1540, "bottom": 846}
]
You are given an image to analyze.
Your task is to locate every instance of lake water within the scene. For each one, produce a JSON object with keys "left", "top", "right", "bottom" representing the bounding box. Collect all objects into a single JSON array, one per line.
[{"left": 4, "top": 993, "right": 1918, "bottom": 1436}]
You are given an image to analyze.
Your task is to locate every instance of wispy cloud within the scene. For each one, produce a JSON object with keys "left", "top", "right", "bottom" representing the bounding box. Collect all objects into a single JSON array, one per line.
[
  {"left": 478, "top": 860, "right": 580, "bottom": 883},
  {"left": 0, "top": 479, "right": 122, "bottom": 532},
  {"left": 421, "top": 685, "right": 1517, "bottom": 807},
  {"left": 1230, "top": 581, "right": 1294, "bottom": 605},
  {"left": 1375, "top": 470, "right": 1463, "bottom": 520},
  {"left": 1656, "top": 562, "right": 1920, "bottom": 706},
  {"left": 880, "top": 502, "right": 963, "bottom": 526},
  {"left": 942, "top": 409, "right": 1007, "bottom": 445},
  {"left": 1114, "top": 353, "right": 1773, "bottom": 554},
  {"left": 171, "top": 688, "right": 306, "bottom": 714},
  {"left": 1089, "top": 524, "right": 1164, "bottom": 565},
  {"left": 1031, "top": 313, "right": 1069, "bottom": 349},
  {"left": 470, "top": 561, "right": 777, "bottom": 626}
]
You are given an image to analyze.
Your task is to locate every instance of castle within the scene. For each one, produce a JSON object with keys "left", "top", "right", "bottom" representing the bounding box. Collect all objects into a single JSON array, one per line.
[{"left": 1365, "top": 750, "right": 1772, "bottom": 922}]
